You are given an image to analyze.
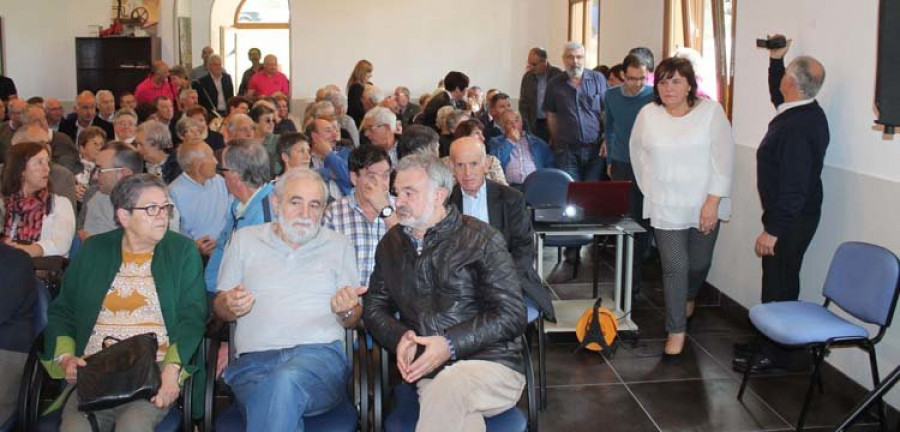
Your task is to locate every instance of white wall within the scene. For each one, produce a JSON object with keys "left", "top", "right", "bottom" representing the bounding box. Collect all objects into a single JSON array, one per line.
[
  {"left": 0, "top": 0, "right": 177, "bottom": 102},
  {"left": 708, "top": 0, "right": 900, "bottom": 406},
  {"left": 598, "top": 0, "right": 664, "bottom": 67}
]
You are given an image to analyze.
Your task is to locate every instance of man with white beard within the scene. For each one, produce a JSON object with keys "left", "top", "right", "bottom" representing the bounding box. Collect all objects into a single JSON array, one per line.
[
  {"left": 212, "top": 167, "right": 363, "bottom": 431},
  {"left": 543, "top": 41, "right": 608, "bottom": 181}
]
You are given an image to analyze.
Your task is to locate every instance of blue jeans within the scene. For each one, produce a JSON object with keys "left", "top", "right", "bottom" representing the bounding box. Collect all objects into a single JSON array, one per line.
[
  {"left": 224, "top": 340, "right": 349, "bottom": 431},
  {"left": 554, "top": 145, "right": 606, "bottom": 181}
]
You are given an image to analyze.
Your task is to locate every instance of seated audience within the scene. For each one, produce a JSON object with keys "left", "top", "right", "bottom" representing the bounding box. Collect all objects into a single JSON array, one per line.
[
  {"left": 20, "top": 103, "right": 81, "bottom": 175},
  {"left": 112, "top": 108, "right": 139, "bottom": 145},
  {"left": 418, "top": 71, "right": 470, "bottom": 130},
  {"left": 248, "top": 103, "right": 279, "bottom": 173},
  {"left": 323, "top": 146, "right": 397, "bottom": 286},
  {"left": 1, "top": 141, "right": 75, "bottom": 257},
  {"left": 450, "top": 119, "right": 508, "bottom": 186},
  {"left": 362, "top": 107, "right": 401, "bottom": 166},
  {"left": 223, "top": 113, "right": 255, "bottom": 142},
  {"left": 0, "top": 99, "right": 26, "bottom": 163},
  {"left": 481, "top": 92, "right": 511, "bottom": 143},
  {"left": 152, "top": 96, "right": 177, "bottom": 132},
  {"left": 82, "top": 141, "right": 144, "bottom": 238},
  {"left": 7, "top": 125, "right": 78, "bottom": 210},
  {"left": 397, "top": 125, "right": 439, "bottom": 160},
  {"left": 96, "top": 89, "right": 116, "bottom": 123},
  {"left": 275, "top": 132, "right": 312, "bottom": 176},
  {"left": 184, "top": 105, "right": 225, "bottom": 151},
  {"left": 213, "top": 168, "right": 361, "bottom": 430},
  {"left": 44, "top": 98, "right": 64, "bottom": 131},
  {"left": 42, "top": 174, "right": 206, "bottom": 431},
  {"left": 394, "top": 86, "right": 420, "bottom": 129},
  {"left": 204, "top": 138, "right": 273, "bottom": 292},
  {"left": 178, "top": 89, "right": 199, "bottom": 112},
  {"left": 466, "top": 86, "right": 485, "bottom": 117},
  {"left": 136, "top": 120, "right": 181, "bottom": 184},
  {"left": 439, "top": 108, "right": 469, "bottom": 157},
  {"left": 306, "top": 118, "right": 352, "bottom": 198},
  {"left": 323, "top": 90, "right": 359, "bottom": 148},
  {"left": 0, "top": 243, "right": 35, "bottom": 425},
  {"left": 74, "top": 126, "right": 106, "bottom": 201},
  {"left": 271, "top": 93, "right": 298, "bottom": 134},
  {"left": 169, "top": 140, "right": 230, "bottom": 257},
  {"left": 119, "top": 92, "right": 138, "bottom": 111},
  {"left": 488, "top": 109, "right": 554, "bottom": 186},
  {"left": 168, "top": 65, "right": 192, "bottom": 107},
  {"left": 364, "top": 154, "right": 526, "bottom": 430}
]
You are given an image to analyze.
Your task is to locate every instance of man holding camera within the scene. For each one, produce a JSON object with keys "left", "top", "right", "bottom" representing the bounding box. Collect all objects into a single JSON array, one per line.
[{"left": 733, "top": 35, "right": 830, "bottom": 373}]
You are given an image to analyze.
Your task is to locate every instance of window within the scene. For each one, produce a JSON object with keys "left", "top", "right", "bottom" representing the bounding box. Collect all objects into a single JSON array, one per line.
[
  {"left": 234, "top": 0, "right": 289, "bottom": 27},
  {"left": 222, "top": 0, "right": 291, "bottom": 90},
  {"left": 568, "top": 0, "right": 601, "bottom": 68},
  {"left": 664, "top": 0, "right": 736, "bottom": 117}
]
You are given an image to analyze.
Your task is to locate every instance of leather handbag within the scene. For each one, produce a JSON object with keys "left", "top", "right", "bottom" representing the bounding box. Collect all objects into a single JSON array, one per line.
[{"left": 77, "top": 332, "right": 161, "bottom": 411}]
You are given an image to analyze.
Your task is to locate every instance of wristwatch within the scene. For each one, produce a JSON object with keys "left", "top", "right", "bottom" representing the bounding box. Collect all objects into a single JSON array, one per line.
[{"left": 378, "top": 206, "right": 394, "bottom": 219}]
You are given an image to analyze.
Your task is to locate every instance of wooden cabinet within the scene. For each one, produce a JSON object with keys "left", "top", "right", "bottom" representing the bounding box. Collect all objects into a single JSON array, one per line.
[{"left": 75, "top": 37, "right": 160, "bottom": 98}]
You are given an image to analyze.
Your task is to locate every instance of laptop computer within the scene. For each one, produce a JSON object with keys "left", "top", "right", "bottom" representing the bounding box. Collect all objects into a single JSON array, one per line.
[{"left": 566, "top": 181, "right": 632, "bottom": 222}]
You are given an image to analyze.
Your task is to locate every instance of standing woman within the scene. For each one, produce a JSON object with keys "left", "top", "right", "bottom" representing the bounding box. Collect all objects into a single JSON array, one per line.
[
  {"left": 1, "top": 142, "right": 75, "bottom": 257},
  {"left": 630, "top": 57, "right": 734, "bottom": 357},
  {"left": 346, "top": 60, "right": 373, "bottom": 127}
]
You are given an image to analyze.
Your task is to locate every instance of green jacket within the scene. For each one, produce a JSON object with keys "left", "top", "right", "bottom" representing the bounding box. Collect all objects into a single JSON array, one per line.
[{"left": 41, "top": 228, "right": 208, "bottom": 380}]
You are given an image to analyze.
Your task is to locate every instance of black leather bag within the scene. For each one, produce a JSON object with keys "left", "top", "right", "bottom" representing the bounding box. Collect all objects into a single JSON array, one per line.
[{"left": 77, "top": 332, "right": 161, "bottom": 411}]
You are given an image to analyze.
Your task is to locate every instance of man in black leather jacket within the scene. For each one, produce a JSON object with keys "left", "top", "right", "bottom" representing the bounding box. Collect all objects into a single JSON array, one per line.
[{"left": 364, "top": 154, "right": 526, "bottom": 432}]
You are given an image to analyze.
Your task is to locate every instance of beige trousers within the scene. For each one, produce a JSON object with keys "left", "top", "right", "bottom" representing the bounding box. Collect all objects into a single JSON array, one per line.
[
  {"left": 415, "top": 360, "right": 526, "bottom": 432},
  {"left": 0, "top": 350, "right": 28, "bottom": 424},
  {"left": 60, "top": 389, "right": 168, "bottom": 432}
]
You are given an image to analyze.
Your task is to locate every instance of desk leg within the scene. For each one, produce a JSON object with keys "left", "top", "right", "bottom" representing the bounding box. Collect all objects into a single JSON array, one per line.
[
  {"left": 624, "top": 234, "right": 634, "bottom": 318},
  {"left": 614, "top": 234, "right": 623, "bottom": 307}
]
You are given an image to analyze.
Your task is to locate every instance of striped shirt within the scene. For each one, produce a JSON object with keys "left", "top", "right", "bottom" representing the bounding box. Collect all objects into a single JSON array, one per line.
[{"left": 322, "top": 192, "right": 391, "bottom": 287}]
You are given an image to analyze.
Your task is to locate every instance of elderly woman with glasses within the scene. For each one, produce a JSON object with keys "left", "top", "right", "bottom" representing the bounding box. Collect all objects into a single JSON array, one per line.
[
  {"left": 1, "top": 141, "right": 75, "bottom": 257},
  {"left": 248, "top": 102, "right": 280, "bottom": 175},
  {"left": 42, "top": 174, "right": 207, "bottom": 431}
]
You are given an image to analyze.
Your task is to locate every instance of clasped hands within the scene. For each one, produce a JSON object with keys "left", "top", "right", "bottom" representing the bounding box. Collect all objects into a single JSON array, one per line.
[{"left": 395, "top": 330, "right": 452, "bottom": 384}]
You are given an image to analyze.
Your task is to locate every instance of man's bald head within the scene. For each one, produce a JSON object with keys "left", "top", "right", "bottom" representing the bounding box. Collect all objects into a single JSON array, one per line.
[
  {"left": 787, "top": 56, "right": 826, "bottom": 100},
  {"left": 449, "top": 136, "right": 488, "bottom": 195},
  {"left": 21, "top": 104, "right": 49, "bottom": 128},
  {"left": 12, "top": 124, "right": 51, "bottom": 148},
  {"left": 7, "top": 99, "right": 27, "bottom": 129}
]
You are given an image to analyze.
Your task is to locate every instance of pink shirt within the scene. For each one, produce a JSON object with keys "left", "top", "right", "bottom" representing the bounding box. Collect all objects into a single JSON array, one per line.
[
  {"left": 134, "top": 76, "right": 177, "bottom": 106},
  {"left": 248, "top": 70, "right": 289, "bottom": 97}
]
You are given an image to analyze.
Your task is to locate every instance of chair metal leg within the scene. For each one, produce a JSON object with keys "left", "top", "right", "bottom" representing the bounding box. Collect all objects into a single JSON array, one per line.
[
  {"left": 737, "top": 341, "right": 760, "bottom": 401},
  {"left": 372, "top": 344, "right": 383, "bottom": 432},
  {"left": 796, "top": 346, "right": 827, "bottom": 431},
  {"left": 522, "top": 341, "right": 539, "bottom": 432},
  {"left": 358, "top": 331, "right": 370, "bottom": 432},
  {"left": 866, "top": 344, "right": 888, "bottom": 432},
  {"left": 835, "top": 364, "right": 900, "bottom": 432},
  {"left": 556, "top": 247, "right": 562, "bottom": 265},
  {"left": 592, "top": 236, "right": 600, "bottom": 298},
  {"left": 538, "top": 314, "right": 547, "bottom": 411}
]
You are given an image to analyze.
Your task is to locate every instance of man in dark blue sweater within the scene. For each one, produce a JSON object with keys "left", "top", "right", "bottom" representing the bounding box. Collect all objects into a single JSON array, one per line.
[{"left": 734, "top": 37, "right": 829, "bottom": 372}]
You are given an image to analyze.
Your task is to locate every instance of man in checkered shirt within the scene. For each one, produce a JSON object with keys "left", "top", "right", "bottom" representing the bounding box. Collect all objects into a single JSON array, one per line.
[{"left": 322, "top": 145, "right": 397, "bottom": 286}]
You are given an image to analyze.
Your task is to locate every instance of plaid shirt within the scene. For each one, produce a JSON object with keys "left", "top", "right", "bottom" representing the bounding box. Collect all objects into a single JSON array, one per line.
[{"left": 323, "top": 192, "right": 391, "bottom": 287}]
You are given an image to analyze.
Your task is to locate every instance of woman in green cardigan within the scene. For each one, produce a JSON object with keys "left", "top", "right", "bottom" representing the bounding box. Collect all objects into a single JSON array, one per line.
[{"left": 41, "top": 174, "right": 207, "bottom": 431}]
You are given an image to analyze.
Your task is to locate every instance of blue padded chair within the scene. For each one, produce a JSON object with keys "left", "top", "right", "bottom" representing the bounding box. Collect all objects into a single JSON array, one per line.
[
  {"left": 522, "top": 169, "right": 594, "bottom": 277},
  {"left": 205, "top": 323, "right": 362, "bottom": 432},
  {"left": 1, "top": 278, "right": 49, "bottom": 432},
  {"left": 524, "top": 297, "right": 547, "bottom": 411},
  {"left": 737, "top": 242, "right": 900, "bottom": 431},
  {"left": 377, "top": 338, "right": 538, "bottom": 432}
]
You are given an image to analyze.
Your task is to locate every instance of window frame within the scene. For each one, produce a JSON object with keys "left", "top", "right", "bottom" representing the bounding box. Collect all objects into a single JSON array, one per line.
[
  {"left": 567, "top": 0, "right": 602, "bottom": 69},
  {"left": 233, "top": 0, "right": 290, "bottom": 30}
]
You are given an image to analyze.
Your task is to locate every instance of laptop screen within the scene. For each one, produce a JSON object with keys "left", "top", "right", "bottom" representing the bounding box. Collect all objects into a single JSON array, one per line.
[{"left": 566, "top": 181, "right": 632, "bottom": 217}]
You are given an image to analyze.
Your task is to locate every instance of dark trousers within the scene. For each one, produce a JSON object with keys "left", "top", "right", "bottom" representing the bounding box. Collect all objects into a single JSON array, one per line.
[
  {"left": 554, "top": 145, "right": 606, "bottom": 181},
  {"left": 761, "top": 212, "right": 821, "bottom": 303},
  {"left": 533, "top": 119, "right": 550, "bottom": 143},
  {"left": 609, "top": 161, "right": 652, "bottom": 290}
]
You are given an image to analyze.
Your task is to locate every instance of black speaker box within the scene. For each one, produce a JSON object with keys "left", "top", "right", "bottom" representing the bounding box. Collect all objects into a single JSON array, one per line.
[{"left": 876, "top": 0, "right": 900, "bottom": 130}]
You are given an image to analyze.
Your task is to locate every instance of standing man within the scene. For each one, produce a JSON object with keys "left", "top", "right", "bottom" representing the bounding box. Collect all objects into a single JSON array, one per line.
[
  {"left": 519, "top": 47, "right": 563, "bottom": 142},
  {"left": 247, "top": 55, "right": 289, "bottom": 99},
  {"left": 364, "top": 154, "right": 526, "bottom": 431},
  {"left": 135, "top": 61, "right": 178, "bottom": 106},
  {"left": 190, "top": 46, "right": 215, "bottom": 81},
  {"left": 733, "top": 37, "right": 829, "bottom": 372},
  {"left": 238, "top": 48, "right": 262, "bottom": 96},
  {"left": 543, "top": 41, "right": 608, "bottom": 181},
  {"left": 604, "top": 53, "right": 655, "bottom": 291},
  {"left": 194, "top": 54, "right": 234, "bottom": 117}
]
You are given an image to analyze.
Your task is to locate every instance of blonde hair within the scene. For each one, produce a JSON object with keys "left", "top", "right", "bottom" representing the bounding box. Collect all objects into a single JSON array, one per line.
[{"left": 347, "top": 60, "right": 373, "bottom": 92}]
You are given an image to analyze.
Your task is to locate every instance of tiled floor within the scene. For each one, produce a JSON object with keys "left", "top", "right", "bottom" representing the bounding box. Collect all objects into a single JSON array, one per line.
[{"left": 529, "top": 246, "right": 889, "bottom": 431}]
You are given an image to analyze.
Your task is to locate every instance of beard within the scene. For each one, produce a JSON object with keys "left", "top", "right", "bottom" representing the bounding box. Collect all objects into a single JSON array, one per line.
[
  {"left": 396, "top": 202, "right": 435, "bottom": 231},
  {"left": 277, "top": 214, "right": 320, "bottom": 244},
  {"left": 566, "top": 65, "right": 584, "bottom": 79}
]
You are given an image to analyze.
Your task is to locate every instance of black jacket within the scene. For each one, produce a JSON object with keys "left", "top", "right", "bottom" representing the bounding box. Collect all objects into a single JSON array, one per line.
[
  {"left": 193, "top": 73, "right": 235, "bottom": 116},
  {"left": 364, "top": 206, "right": 526, "bottom": 374},
  {"left": 58, "top": 116, "right": 114, "bottom": 143},
  {"left": 519, "top": 65, "right": 563, "bottom": 133},
  {"left": 756, "top": 58, "right": 830, "bottom": 237},
  {"left": 449, "top": 180, "right": 555, "bottom": 320}
]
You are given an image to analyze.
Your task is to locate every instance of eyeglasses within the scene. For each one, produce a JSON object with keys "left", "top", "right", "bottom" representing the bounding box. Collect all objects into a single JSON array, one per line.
[
  {"left": 115, "top": 120, "right": 137, "bottom": 127},
  {"left": 362, "top": 124, "right": 388, "bottom": 133},
  {"left": 216, "top": 166, "right": 232, "bottom": 175},
  {"left": 263, "top": 118, "right": 275, "bottom": 124},
  {"left": 92, "top": 166, "right": 126, "bottom": 176},
  {"left": 129, "top": 203, "right": 175, "bottom": 217}
]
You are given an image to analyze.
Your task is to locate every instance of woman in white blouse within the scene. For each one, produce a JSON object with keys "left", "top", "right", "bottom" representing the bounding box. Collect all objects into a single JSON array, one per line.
[
  {"left": 1, "top": 141, "right": 75, "bottom": 257},
  {"left": 630, "top": 57, "right": 734, "bottom": 358}
]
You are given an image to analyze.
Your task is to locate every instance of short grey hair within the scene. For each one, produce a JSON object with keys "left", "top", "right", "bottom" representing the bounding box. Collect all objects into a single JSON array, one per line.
[
  {"left": 137, "top": 120, "right": 173, "bottom": 150},
  {"left": 21, "top": 104, "right": 46, "bottom": 126},
  {"left": 396, "top": 154, "right": 455, "bottom": 193},
  {"left": 324, "top": 90, "right": 347, "bottom": 112},
  {"left": 363, "top": 85, "right": 384, "bottom": 104},
  {"left": 109, "top": 173, "right": 168, "bottom": 226},
  {"left": 114, "top": 108, "right": 138, "bottom": 123},
  {"left": 175, "top": 116, "right": 205, "bottom": 140},
  {"left": 309, "top": 101, "right": 335, "bottom": 119},
  {"left": 179, "top": 88, "right": 198, "bottom": 100},
  {"left": 564, "top": 41, "right": 585, "bottom": 53},
  {"left": 445, "top": 109, "right": 469, "bottom": 134},
  {"left": 435, "top": 105, "right": 455, "bottom": 131},
  {"left": 787, "top": 56, "right": 826, "bottom": 99},
  {"left": 273, "top": 167, "right": 327, "bottom": 203},
  {"left": 225, "top": 138, "right": 271, "bottom": 188},
  {"left": 226, "top": 113, "right": 253, "bottom": 135},
  {"left": 96, "top": 89, "right": 114, "bottom": 101},
  {"left": 363, "top": 106, "right": 397, "bottom": 130}
]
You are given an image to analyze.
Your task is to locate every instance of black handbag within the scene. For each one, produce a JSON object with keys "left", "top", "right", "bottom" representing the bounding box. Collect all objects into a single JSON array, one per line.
[{"left": 77, "top": 332, "right": 161, "bottom": 412}]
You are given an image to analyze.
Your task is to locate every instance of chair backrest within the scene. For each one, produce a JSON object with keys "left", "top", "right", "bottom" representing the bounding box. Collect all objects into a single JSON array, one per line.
[
  {"left": 824, "top": 242, "right": 900, "bottom": 327},
  {"left": 522, "top": 168, "right": 574, "bottom": 208}
]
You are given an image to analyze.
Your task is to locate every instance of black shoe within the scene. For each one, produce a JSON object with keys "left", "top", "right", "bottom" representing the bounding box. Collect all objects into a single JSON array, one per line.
[
  {"left": 732, "top": 354, "right": 786, "bottom": 374},
  {"left": 732, "top": 341, "right": 760, "bottom": 357}
]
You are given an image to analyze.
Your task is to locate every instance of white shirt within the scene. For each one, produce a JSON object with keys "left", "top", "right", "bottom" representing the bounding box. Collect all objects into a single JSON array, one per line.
[
  {"left": 216, "top": 223, "right": 358, "bottom": 356},
  {"left": 629, "top": 98, "right": 735, "bottom": 230},
  {"left": 6, "top": 194, "right": 75, "bottom": 257},
  {"left": 461, "top": 181, "right": 489, "bottom": 223},
  {"left": 776, "top": 98, "right": 814, "bottom": 115}
]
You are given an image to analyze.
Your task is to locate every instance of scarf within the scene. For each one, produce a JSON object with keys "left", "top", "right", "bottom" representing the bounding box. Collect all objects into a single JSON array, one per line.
[{"left": 3, "top": 188, "right": 50, "bottom": 243}]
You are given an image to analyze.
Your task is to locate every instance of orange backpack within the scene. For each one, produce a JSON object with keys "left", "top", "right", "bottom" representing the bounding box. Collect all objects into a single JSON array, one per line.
[{"left": 575, "top": 298, "right": 619, "bottom": 355}]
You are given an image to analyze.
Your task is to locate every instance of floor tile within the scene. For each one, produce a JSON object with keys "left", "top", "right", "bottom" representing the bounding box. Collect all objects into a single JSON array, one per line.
[
  {"left": 630, "top": 378, "right": 789, "bottom": 431},
  {"left": 607, "top": 340, "right": 733, "bottom": 384},
  {"left": 539, "top": 385, "right": 659, "bottom": 432},
  {"left": 540, "top": 342, "right": 621, "bottom": 386}
]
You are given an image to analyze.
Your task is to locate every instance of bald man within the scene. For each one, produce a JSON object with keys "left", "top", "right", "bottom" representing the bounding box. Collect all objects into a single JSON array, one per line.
[
  {"left": 135, "top": 60, "right": 178, "bottom": 106},
  {"left": 446, "top": 137, "right": 555, "bottom": 320},
  {"left": 190, "top": 46, "right": 215, "bottom": 81},
  {"left": 59, "top": 91, "right": 114, "bottom": 142},
  {"left": 246, "top": 55, "right": 289, "bottom": 99},
  {"left": 0, "top": 99, "right": 27, "bottom": 163}
]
